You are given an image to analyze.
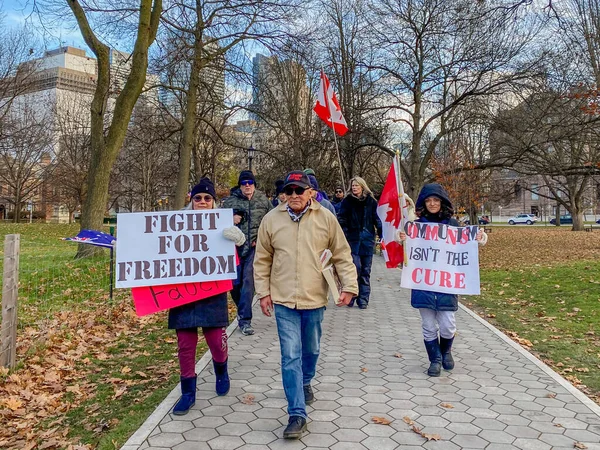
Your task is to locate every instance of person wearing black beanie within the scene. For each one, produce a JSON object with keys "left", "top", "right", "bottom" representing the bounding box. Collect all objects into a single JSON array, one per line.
[
  {"left": 190, "top": 177, "right": 217, "bottom": 201},
  {"left": 223, "top": 170, "right": 273, "bottom": 336},
  {"left": 169, "top": 177, "right": 246, "bottom": 416},
  {"left": 238, "top": 170, "right": 256, "bottom": 186}
]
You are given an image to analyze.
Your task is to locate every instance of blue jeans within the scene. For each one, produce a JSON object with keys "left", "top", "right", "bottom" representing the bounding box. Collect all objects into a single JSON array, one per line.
[
  {"left": 352, "top": 253, "right": 373, "bottom": 306},
  {"left": 274, "top": 304, "right": 325, "bottom": 419},
  {"left": 231, "top": 248, "right": 255, "bottom": 327}
]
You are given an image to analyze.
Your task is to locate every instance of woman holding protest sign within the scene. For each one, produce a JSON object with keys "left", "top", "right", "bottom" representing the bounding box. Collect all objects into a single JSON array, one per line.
[
  {"left": 395, "top": 183, "right": 487, "bottom": 377},
  {"left": 169, "top": 178, "right": 246, "bottom": 415}
]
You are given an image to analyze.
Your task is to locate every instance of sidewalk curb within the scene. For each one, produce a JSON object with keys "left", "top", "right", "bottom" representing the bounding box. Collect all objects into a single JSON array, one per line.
[
  {"left": 459, "top": 302, "right": 600, "bottom": 418},
  {"left": 121, "top": 296, "right": 260, "bottom": 449}
]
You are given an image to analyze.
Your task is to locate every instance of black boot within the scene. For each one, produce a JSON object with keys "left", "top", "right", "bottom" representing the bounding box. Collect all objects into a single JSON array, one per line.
[
  {"left": 283, "top": 416, "right": 307, "bottom": 439},
  {"left": 440, "top": 336, "right": 455, "bottom": 370},
  {"left": 213, "top": 359, "right": 230, "bottom": 396},
  {"left": 173, "top": 375, "right": 196, "bottom": 415},
  {"left": 424, "top": 339, "right": 442, "bottom": 377}
]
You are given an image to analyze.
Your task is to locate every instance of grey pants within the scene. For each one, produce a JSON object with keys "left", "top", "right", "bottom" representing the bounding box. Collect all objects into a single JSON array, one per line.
[{"left": 419, "top": 309, "right": 456, "bottom": 341}]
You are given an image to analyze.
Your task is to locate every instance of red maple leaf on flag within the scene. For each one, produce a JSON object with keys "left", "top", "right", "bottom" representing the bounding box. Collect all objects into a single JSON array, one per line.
[{"left": 378, "top": 163, "right": 401, "bottom": 228}]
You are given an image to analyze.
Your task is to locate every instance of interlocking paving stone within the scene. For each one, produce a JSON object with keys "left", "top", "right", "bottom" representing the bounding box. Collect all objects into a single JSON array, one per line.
[{"left": 124, "top": 258, "right": 600, "bottom": 450}]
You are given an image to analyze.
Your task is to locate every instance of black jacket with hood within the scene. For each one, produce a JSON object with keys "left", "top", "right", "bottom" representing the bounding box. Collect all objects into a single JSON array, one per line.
[{"left": 411, "top": 184, "right": 460, "bottom": 312}]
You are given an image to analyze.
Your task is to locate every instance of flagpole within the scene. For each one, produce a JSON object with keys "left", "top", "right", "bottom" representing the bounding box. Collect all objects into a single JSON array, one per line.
[
  {"left": 322, "top": 69, "right": 346, "bottom": 190},
  {"left": 395, "top": 149, "right": 408, "bottom": 266}
]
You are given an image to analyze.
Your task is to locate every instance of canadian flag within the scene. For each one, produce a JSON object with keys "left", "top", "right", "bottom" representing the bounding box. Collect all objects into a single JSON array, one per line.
[
  {"left": 376, "top": 155, "right": 411, "bottom": 268},
  {"left": 314, "top": 70, "right": 349, "bottom": 136}
]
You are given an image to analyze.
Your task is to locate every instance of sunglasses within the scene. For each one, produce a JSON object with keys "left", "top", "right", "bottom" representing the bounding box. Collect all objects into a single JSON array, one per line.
[
  {"left": 284, "top": 186, "right": 308, "bottom": 196},
  {"left": 240, "top": 180, "right": 254, "bottom": 186},
  {"left": 192, "top": 194, "right": 213, "bottom": 202},
  {"left": 335, "top": 190, "right": 343, "bottom": 194}
]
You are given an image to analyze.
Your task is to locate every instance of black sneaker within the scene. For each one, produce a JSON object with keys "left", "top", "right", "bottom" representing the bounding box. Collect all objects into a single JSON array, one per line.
[
  {"left": 240, "top": 324, "right": 255, "bottom": 336},
  {"left": 283, "top": 416, "right": 307, "bottom": 439},
  {"left": 358, "top": 303, "right": 368, "bottom": 309},
  {"left": 303, "top": 385, "right": 315, "bottom": 405}
]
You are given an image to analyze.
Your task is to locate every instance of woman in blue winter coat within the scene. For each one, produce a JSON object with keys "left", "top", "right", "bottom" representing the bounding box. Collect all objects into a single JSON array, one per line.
[
  {"left": 170, "top": 178, "right": 246, "bottom": 415},
  {"left": 396, "top": 183, "right": 487, "bottom": 376},
  {"left": 338, "top": 177, "right": 382, "bottom": 309}
]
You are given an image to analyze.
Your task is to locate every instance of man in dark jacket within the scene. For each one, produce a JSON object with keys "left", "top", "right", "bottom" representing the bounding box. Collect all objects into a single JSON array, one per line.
[
  {"left": 331, "top": 186, "right": 344, "bottom": 215},
  {"left": 223, "top": 170, "right": 273, "bottom": 335}
]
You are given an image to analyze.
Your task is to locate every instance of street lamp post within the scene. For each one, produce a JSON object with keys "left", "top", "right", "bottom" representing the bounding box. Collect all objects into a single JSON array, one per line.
[{"left": 247, "top": 145, "right": 255, "bottom": 171}]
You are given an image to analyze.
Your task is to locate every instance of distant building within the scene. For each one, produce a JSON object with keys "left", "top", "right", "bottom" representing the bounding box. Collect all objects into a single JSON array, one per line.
[
  {"left": 251, "top": 53, "right": 310, "bottom": 123},
  {"left": 0, "top": 46, "right": 161, "bottom": 222}
]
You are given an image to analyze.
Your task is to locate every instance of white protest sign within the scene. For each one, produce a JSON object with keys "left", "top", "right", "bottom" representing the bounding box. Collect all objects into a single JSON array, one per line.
[
  {"left": 115, "top": 209, "right": 237, "bottom": 289},
  {"left": 400, "top": 221, "right": 480, "bottom": 295}
]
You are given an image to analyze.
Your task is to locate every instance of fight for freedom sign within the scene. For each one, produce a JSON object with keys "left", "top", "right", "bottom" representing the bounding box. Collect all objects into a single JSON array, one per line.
[
  {"left": 400, "top": 221, "right": 481, "bottom": 295},
  {"left": 115, "top": 209, "right": 237, "bottom": 289}
]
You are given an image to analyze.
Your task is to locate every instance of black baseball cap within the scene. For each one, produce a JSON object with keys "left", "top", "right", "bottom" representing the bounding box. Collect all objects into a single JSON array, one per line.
[{"left": 282, "top": 170, "right": 311, "bottom": 189}]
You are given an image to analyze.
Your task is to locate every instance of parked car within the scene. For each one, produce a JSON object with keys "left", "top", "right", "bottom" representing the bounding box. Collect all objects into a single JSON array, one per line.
[
  {"left": 507, "top": 214, "right": 538, "bottom": 225},
  {"left": 596, "top": 218, "right": 600, "bottom": 224},
  {"left": 550, "top": 215, "right": 572, "bottom": 225},
  {"left": 479, "top": 215, "right": 490, "bottom": 225}
]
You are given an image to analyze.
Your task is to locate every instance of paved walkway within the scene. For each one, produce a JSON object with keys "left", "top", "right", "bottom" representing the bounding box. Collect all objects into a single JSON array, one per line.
[{"left": 123, "top": 257, "right": 600, "bottom": 450}]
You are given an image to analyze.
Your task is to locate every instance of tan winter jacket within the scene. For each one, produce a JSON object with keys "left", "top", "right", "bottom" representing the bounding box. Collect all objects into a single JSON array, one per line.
[{"left": 254, "top": 201, "right": 358, "bottom": 309}]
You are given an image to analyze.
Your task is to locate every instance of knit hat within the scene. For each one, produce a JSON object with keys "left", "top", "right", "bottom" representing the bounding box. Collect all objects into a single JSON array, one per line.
[
  {"left": 307, "top": 174, "right": 319, "bottom": 190},
  {"left": 190, "top": 177, "right": 217, "bottom": 200},
  {"left": 238, "top": 170, "right": 255, "bottom": 186},
  {"left": 303, "top": 168, "right": 316, "bottom": 176},
  {"left": 275, "top": 179, "right": 285, "bottom": 195}
]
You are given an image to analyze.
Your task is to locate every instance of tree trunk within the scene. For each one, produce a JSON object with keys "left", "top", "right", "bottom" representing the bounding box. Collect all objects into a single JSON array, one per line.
[
  {"left": 69, "top": 0, "right": 161, "bottom": 258},
  {"left": 554, "top": 203, "right": 561, "bottom": 227},
  {"left": 572, "top": 199, "right": 585, "bottom": 231},
  {"left": 174, "top": 29, "right": 203, "bottom": 209}
]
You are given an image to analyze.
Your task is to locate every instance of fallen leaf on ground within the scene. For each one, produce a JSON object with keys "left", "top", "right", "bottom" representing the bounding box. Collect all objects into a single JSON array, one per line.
[
  {"left": 361, "top": 367, "right": 368, "bottom": 373},
  {"left": 241, "top": 394, "right": 255, "bottom": 405},
  {"left": 372, "top": 416, "right": 392, "bottom": 425},
  {"left": 394, "top": 353, "right": 402, "bottom": 358},
  {"left": 403, "top": 416, "right": 414, "bottom": 426},
  {"left": 574, "top": 442, "right": 588, "bottom": 449},
  {"left": 439, "top": 403, "right": 454, "bottom": 409}
]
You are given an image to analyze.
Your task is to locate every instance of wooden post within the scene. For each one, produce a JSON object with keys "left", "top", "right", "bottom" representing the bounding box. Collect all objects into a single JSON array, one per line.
[{"left": 1, "top": 234, "right": 20, "bottom": 368}]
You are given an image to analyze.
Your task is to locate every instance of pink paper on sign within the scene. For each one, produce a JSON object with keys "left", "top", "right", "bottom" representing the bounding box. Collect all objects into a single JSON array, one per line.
[{"left": 131, "top": 280, "right": 233, "bottom": 316}]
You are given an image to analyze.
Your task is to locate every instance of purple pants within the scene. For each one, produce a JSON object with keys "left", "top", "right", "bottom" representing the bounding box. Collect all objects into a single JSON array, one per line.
[{"left": 176, "top": 327, "right": 228, "bottom": 378}]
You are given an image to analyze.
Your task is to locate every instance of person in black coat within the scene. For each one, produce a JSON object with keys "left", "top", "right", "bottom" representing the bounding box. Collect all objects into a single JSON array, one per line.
[
  {"left": 170, "top": 178, "right": 246, "bottom": 415},
  {"left": 338, "top": 176, "right": 382, "bottom": 309},
  {"left": 395, "top": 183, "right": 487, "bottom": 377}
]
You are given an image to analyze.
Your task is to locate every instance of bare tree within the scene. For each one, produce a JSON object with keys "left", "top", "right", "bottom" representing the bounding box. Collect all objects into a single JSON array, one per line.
[
  {"left": 52, "top": 0, "right": 162, "bottom": 256},
  {"left": 0, "top": 20, "right": 39, "bottom": 128},
  {"left": 0, "top": 102, "right": 53, "bottom": 222},
  {"left": 110, "top": 101, "right": 179, "bottom": 211},
  {"left": 158, "top": 0, "right": 298, "bottom": 208},
  {"left": 47, "top": 94, "right": 92, "bottom": 222},
  {"left": 368, "top": 0, "right": 543, "bottom": 198},
  {"left": 491, "top": 90, "right": 600, "bottom": 231}
]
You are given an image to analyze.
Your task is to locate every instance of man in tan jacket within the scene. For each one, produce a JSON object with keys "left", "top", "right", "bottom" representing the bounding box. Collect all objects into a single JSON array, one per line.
[{"left": 254, "top": 170, "right": 358, "bottom": 439}]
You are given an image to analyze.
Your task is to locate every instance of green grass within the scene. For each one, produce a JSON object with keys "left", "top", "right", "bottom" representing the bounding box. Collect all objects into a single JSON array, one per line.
[{"left": 465, "top": 260, "right": 600, "bottom": 395}]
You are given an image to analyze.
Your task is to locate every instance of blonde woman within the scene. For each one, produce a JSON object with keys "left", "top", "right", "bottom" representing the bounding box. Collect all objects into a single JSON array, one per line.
[{"left": 337, "top": 177, "right": 382, "bottom": 309}]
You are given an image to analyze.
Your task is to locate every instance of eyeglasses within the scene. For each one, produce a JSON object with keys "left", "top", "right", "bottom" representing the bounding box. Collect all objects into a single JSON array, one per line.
[
  {"left": 240, "top": 180, "right": 254, "bottom": 186},
  {"left": 192, "top": 194, "right": 213, "bottom": 202},
  {"left": 335, "top": 190, "right": 343, "bottom": 194},
  {"left": 284, "top": 186, "right": 308, "bottom": 196}
]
